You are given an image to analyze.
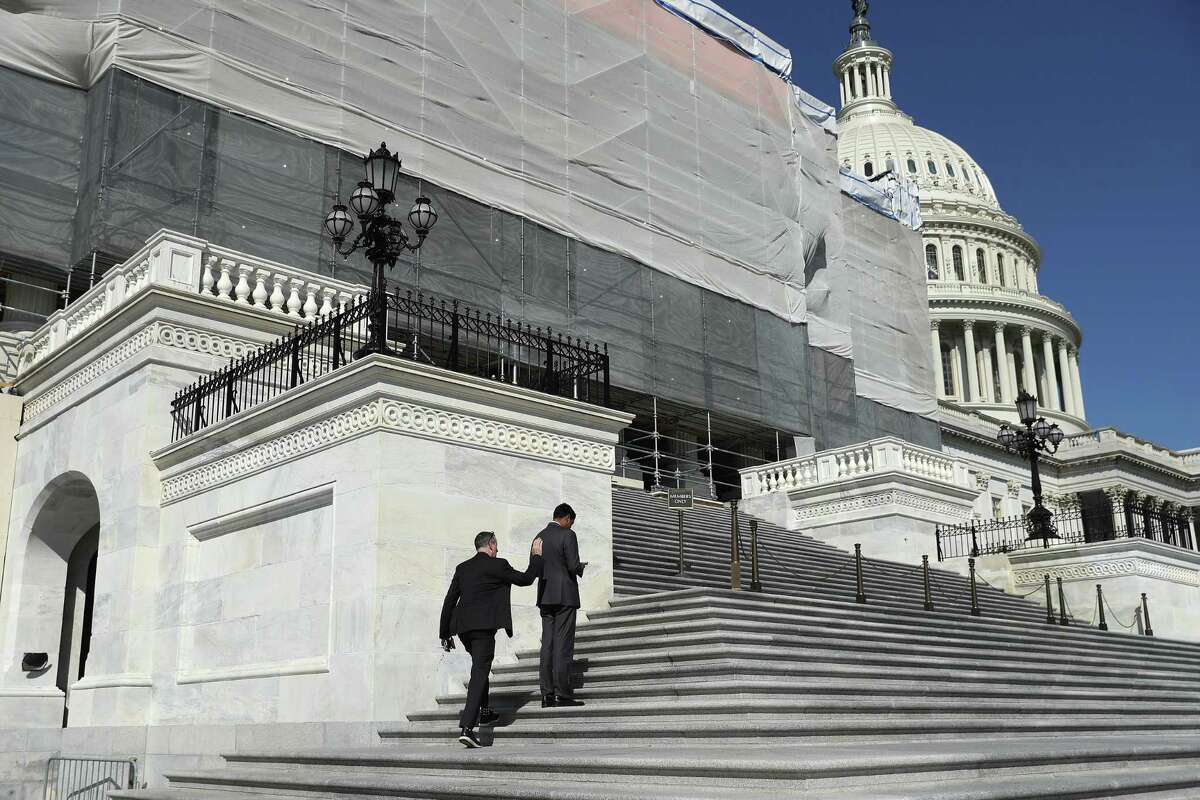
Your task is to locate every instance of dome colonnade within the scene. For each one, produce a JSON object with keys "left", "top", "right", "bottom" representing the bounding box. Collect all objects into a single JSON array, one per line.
[{"left": 832, "top": 0, "right": 1087, "bottom": 432}]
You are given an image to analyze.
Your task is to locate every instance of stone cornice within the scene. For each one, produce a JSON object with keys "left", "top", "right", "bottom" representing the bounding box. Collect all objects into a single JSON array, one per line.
[
  {"left": 1011, "top": 539, "right": 1200, "bottom": 588},
  {"left": 155, "top": 356, "right": 634, "bottom": 504}
]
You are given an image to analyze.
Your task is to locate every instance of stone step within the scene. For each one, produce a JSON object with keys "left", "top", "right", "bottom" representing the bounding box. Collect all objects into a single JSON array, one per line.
[
  {"left": 430, "top": 677, "right": 1200, "bottom": 707},
  {"left": 481, "top": 654, "right": 1200, "bottom": 695},
  {"left": 566, "top": 605, "right": 1197, "bottom": 667},
  {"left": 482, "top": 645, "right": 1200, "bottom": 691},
  {"left": 380, "top": 713, "right": 1200, "bottom": 744},
  {"left": 599, "top": 589, "right": 1200, "bottom": 656},
  {"left": 611, "top": 546, "right": 1035, "bottom": 613},
  {"left": 198, "top": 735, "right": 1200, "bottom": 790},
  {"left": 407, "top": 693, "right": 1200, "bottom": 725}
]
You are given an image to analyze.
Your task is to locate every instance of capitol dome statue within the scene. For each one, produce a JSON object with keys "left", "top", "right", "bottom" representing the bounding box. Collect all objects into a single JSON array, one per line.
[{"left": 834, "top": 1, "right": 1087, "bottom": 433}]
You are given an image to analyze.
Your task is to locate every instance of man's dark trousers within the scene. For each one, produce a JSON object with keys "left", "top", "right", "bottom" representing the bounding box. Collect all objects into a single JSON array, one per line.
[
  {"left": 458, "top": 630, "right": 496, "bottom": 728},
  {"left": 539, "top": 605, "right": 576, "bottom": 697}
]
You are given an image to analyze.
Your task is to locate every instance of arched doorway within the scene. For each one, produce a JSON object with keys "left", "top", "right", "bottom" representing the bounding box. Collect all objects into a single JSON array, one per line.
[{"left": 7, "top": 472, "right": 100, "bottom": 726}]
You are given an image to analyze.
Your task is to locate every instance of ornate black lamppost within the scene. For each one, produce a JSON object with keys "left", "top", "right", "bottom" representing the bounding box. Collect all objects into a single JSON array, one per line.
[
  {"left": 322, "top": 142, "right": 438, "bottom": 355},
  {"left": 997, "top": 390, "right": 1066, "bottom": 546}
]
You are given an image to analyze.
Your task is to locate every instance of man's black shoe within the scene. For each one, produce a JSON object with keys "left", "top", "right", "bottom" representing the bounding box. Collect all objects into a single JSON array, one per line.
[
  {"left": 478, "top": 708, "right": 500, "bottom": 725},
  {"left": 553, "top": 695, "right": 584, "bottom": 707},
  {"left": 458, "top": 728, "right": 483, "bottom": 748},
  {"left": 541, "top": 693, "right": 557, "bottom": 708}
]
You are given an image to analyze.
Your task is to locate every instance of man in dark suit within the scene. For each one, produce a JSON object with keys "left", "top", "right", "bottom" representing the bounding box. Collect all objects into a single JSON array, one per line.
[
  {"left": 440, "top": 531, "right": 542, "bottom": 748},
  {"left": 532, "top": 503, "right": 586, "bottom": 708}
]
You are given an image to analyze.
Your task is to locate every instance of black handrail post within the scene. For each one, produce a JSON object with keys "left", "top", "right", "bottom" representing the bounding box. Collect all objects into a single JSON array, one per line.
[
  {"left": 968, "top": 557, "right": 981, "bottom": 616},
  {"left": 1096, "top": 584, "right": 1108, "bottom": 630},
  {"left": 1057, "top": 577, "right": 1068, "bottom": 625},
  {"left": 854, "top": 544, "right": 867, "bottom": 604},
  {"left": 1043, "top": 574, "right": 1054, "bottom": 624},
  {"left": 289, "top": 333, "right": 301, "bottom": 388},
  {"left": 676, "top": 509, "right": 685, "bottom": 576},
  {"left": 449, "top": 299, "right": 460, "bottom": 371},
  {"left": 921, "top": 555, "right": 934, "bottom": 611},
  {"left": 935, "top": 527, "right": 943, "bottom": 562},
  {"left": 749, "top": 519, "right": 762, "bottom": 592},
  {"left": 970, "top": 520, "right": 979, "bottom": 558},
  {"left": 729, "top": 499, "right": 741, "bottom": 591},
  {"left": 602, "top": 344, "right": 610, "bottom": 406},
  {"left": 223, "top": 368, "right": 236, "bottom": 418},
  {"left": 1141, "top": 593, "right": 1154, "bottom": 637}
]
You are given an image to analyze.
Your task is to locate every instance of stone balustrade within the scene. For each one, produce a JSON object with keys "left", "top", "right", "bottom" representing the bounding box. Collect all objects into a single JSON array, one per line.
[
  {"left": 926, "top": 281, "right": 1076, "bottom": 325},
  {"left": 1060, "top": 428, "right": 1200, "bottom": 476},
  {"left": 16, "top": 230, "right": 369, "bottom": 378},
  {"left": 740, "top": 436, "right": 972, "bottom": 498},
  {"left": 0, "top": 330, "right": 27, "bottom": 384}
]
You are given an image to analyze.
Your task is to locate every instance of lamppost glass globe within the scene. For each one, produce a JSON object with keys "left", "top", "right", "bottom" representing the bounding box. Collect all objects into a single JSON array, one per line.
[
  {"left": 348, "top": 181, "right": 380, "bottom": 218},
  {"left": 364, "top": 142, "right": 401, "bottom": 204},
  {"left": 407, "top": 197, "right": 437, "bottom": 234},
  {"left": 998, "top": 425, "right": 1016, "bottom": 448},
  {"left": 322, "top": 204, "right": 354, "bottom": 242},
  {"left": 1032, "top": 417, "right": 1052, "bottom": 439},
  {"left": 1047, "top": 425, "right": 1065, "bottom": 447}
]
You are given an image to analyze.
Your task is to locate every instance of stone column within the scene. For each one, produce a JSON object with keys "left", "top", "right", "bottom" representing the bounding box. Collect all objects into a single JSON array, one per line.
[
  {"left": 883, "top": 67, "right": 891, "bottom": 97},
  {"left": 1189, "top": 508, "right": 1199, "bottom": 552},
  {"left": 963, "top": 320, "right": 981, "bottom": 402},
  {"left": 851, "top": 63, "right": 862, "bottom": 98},
  {"left": 1020, "top": 327, "right": 1036, "bottom": 395},
  {"left": 980, "top": 346, "right": 995, "bottom": 403},
  {"left": 1104, "top": 486, "right": 1129, "bottom": 539},
  {"left": 1056, "top": 340, "right": 1076, "bottom": 416},
  {"left": 993, "top": 323, "right": 1011, "bottom": 402},
  {"left": 1040, "top": 333, "right": 1060, "bottom": 411},
  {"left": 1069, "top": 348, "right": 1086, "bottom": 419},
  {"left": 1006, "top": 350, "right": 1020, "bottom": 405},
  {"left": 930, "top": 320, "right": 946, "bottom": 399}
]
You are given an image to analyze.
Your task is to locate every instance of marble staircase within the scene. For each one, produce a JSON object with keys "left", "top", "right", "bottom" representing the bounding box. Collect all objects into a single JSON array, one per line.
[{"left": 113, "top": 487, "right": 1200, "bottom": 799}]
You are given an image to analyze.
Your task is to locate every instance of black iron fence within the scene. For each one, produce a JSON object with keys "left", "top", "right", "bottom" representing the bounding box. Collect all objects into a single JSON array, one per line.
[
  {"left": 43, "top": 756, "right": 137, "bottom": 799},
  {"left": 170, "top": 289, "right": 610, "bottom": 441},
  {"left": 937, "top": 504, "right": 1196, "bottom": 560}
]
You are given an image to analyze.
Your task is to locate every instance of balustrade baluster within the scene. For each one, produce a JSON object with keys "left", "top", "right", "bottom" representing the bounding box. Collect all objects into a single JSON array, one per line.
[
  {"left": 269, "top": 275, "right": 287, "bottom": 313},
  {"left": 216, "top": 259, "right": 234, "bottom": 300},
  {"left": 234, "top": 265, "right": 252, "bottom": 304}
]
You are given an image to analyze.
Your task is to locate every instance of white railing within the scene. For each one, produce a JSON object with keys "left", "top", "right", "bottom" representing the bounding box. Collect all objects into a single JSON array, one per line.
[
  {"left": 926, "top": 282, "right": 1077, "bottom": 326},
  {"left": 1060, "top": 428, "right": 1200, "bottom": 475},
  {"left": 16, "top": 230, "right": 369, "bottom": 378},
  {"left": 0, "top": 330, "right": 28, "bottom": 384},
  {"left": 740, "top": 436, "right": 973, "bottom": 498}
]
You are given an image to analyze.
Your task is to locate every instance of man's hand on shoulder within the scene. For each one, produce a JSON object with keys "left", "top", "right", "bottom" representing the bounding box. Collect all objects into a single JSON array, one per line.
[
  {"left": 441, "top": 638, "right": 455, "bottom": 652},
  {"left": 531, "top": 537, "right": 543, "bottom": 556}
]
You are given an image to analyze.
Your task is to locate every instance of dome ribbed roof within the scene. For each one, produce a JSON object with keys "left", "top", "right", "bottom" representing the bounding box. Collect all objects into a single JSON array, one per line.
[{"left": 837, "top": 112, "right": 1002, "bottom": 212}]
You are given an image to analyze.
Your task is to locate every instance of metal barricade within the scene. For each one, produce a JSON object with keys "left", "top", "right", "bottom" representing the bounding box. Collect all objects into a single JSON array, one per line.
[{"left": 43, "top": 756, "right": 137, "bottom": 800}]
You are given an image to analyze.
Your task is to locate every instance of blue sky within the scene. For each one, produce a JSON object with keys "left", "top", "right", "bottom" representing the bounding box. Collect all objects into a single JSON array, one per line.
[{"left": 719, "top": 0, "right": 1200, "bottom": 450}]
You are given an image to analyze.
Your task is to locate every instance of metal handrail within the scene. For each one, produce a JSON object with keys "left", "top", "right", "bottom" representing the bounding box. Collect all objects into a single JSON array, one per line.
[
  {"left": 936, "top": 505, "right": 1196, "bottom": 560},
  {"left": 170, "top": 287, "right": 611, "bottom": 441}
]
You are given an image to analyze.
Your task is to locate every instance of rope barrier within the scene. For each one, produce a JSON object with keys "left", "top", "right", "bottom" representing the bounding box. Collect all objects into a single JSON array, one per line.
[{"left": 1101, "top": 593, "right": 1137, "bottom": 631}]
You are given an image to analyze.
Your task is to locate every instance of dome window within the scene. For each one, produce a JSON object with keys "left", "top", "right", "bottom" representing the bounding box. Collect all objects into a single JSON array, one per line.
[
  {"left": 996, "top": 254, "right": 1006, "bottom": 286},
  {"left": 864, "top": 161, "right": 874, "bottom": 177},
  {"left": 885, "top": 158, "right": 895, "bottom": 173},
  {"left": 906, "top": 158, "right": 917, "bottom": 174},
  {"left": 927, "top": 160, "right": 938, "bottom": 175},
  {"left": 975, "top": 249, "right": 987, "bottom": 284},
  {"left": 952, "top": 246, "right": 964, "bottom": 281},
  {"left": 946, "top": 162, "right": 956, "bottom": 178},
  {"left": 925, "top": 244, "right": 939, "bottom": 279}
]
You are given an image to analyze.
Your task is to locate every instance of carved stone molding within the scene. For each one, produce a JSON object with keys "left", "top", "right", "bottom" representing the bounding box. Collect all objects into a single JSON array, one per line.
[
  {"left": 162, "top": 397, "right": 615, "bottom": 504},
  {"left": 21, "top": 322, "right": 254, "bottom": 425},
  {"left": 1013, "top": 558, "right": 1200, "bottom": 588},
  {"left": 793, "top": 488, "right": 971, "bottom": 523}
]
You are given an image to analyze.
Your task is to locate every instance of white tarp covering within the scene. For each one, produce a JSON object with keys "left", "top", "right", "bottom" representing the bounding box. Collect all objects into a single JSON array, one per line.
[
  {"left": 0, "top": 0, "right": 935, "bottom": 415},
  {"left": 653, "top": 0, "right": 792, "bottom": 77}
]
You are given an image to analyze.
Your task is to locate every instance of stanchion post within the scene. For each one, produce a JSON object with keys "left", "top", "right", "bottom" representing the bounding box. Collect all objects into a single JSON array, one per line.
[
  {"left": 970, "top": 520, "right": 979, "bottom": 559},
  {"left": 676, "top": 509, "right": 685, "bottom": 576},
  {"left": 749, "top": 519, "right": 762, "bottom": 592},
  {"left": 854, "top": 544, "right": 867, "bottom": 604},
  {"left": 1141, "top": 593, "right": 1154, "bottom": 637},
  {"left": 968, "top": 558, "right": 981, "bottom": 616},
  {"left": 1043, "top": 574, "right": 1054, "bottom": 624},
  {"left": 729, "top": 499, "right": 741, "bottom": 591},
  {"left": 1096, "top": 584, "right": 1108, "bottom": 631},
  {"left": 1056, "top": 577, "right": 1068, "bottom": 626},
  {"left": 921, "top": 555, "right": 934, "bottom": 611}
]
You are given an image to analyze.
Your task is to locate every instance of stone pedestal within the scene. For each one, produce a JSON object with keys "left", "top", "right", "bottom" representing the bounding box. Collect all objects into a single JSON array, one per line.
[
  {"left": 149, "top": 355, "right": 631, "bottom": 725},
  {"left": 740, "top": 437, "right": 977, "bottom": 566},
  {"left": 1010, "top": 539, "right": 1200, "bottom": 642}
]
